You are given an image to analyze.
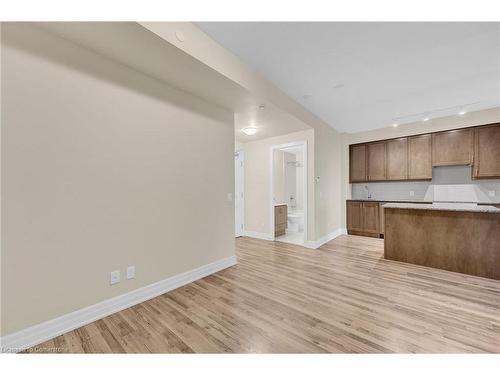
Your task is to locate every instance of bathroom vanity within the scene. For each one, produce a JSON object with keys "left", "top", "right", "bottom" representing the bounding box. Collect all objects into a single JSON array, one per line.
[{"left": 274, "top": 204, "right": 287, "bottom": 237}]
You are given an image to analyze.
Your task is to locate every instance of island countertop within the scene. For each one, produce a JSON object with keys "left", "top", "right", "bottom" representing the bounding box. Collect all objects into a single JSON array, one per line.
[{"left": 382, "top": 202, "right": 500, "bottom": 213}]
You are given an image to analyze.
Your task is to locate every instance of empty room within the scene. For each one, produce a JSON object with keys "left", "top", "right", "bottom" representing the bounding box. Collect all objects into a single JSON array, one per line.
[{"left": 1, "top": 1, "right": 499, "bottom": 373}]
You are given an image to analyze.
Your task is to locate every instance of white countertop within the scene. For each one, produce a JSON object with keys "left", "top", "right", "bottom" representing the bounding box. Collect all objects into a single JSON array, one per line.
[{"left": 382, "top": 202, "right": 500, "bottom": 213}]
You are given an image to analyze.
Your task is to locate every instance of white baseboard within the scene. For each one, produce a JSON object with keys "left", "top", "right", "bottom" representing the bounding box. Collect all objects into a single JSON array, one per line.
[
  {"left": 243, "top": 230, "right": 273, "bottom": 241},
  {"left": 243, "top": 229, "right": 345, "bottom": 250},
  {"left": 0, "top": 255, "right": 237, "bottom": 353},
  {"left": 305, "top": 228, "right": 344, "bottom": 249}
]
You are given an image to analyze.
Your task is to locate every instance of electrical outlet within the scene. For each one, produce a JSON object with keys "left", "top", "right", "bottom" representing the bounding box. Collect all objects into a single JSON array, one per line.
[
  {"left": 110, "top": 270, "right": 120, "bottom": 285},
  {"left": 488, "top": 191, "right": 496, "bottom": 197},
  {"left": 409, "top": 191, "right": 415, "bottom": 197},
  {"left": 127, "top": 266, "right": 135, "bottom": 280}
]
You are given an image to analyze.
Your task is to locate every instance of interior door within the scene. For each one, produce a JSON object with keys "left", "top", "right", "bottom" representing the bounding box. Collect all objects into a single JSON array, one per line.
[{"left": 235, "top": 151, "right": 244, "bottom": 237}]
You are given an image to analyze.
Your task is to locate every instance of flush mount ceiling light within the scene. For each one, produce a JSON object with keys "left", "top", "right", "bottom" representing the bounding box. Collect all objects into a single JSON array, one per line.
[
  {"left": 458, "top": 109, "right": 467, "bottom": 116},
  {"left": 423, "top": 115, "right": 430, "bottom": 122},
  {"left": 242, "top": 127, "right": 258, "bottom": 136},
  {"left": 392, "top": 122, "right": 399, "bottom": 128}
]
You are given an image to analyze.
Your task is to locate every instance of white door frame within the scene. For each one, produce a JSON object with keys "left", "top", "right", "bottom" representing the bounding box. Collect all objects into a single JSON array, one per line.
[
  {"left": 235, "top": 150, "right": 245, "bottom": 237},
  {"left": 269, "top": 141, "right": 308, "bottom": 243}
]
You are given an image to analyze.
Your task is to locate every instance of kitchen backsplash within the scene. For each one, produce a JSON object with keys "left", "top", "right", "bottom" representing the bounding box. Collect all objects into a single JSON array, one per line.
[{"left": 351, "top": 166, "right": 500, "bottom": 203}]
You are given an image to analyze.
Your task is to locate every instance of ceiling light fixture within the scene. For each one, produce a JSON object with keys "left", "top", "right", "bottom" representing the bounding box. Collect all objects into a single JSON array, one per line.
[
  {"left": 423, "top": 116, "right": 430, "bottom": 122},
  {"left": 458, "top": 109, "right": 467, "bottom": 116},
  {"left": 259, "top": 104, "right": 265, "bottom": 110},
  {"left": 242, "top": 127, "right": 258, "bottom": 136},
  {"left": 392, "top": 123, "right": 399, "bottom": 128}
]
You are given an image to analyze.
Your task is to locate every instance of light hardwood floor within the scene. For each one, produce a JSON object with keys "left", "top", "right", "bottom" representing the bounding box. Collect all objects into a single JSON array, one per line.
[{"left": 28, "top": 235, "right": 500, "bottom": 353}]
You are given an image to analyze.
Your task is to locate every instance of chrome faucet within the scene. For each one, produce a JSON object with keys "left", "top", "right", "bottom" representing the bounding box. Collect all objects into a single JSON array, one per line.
[{"left": 364, "top": 185, "right": 372, "bottom": 199}]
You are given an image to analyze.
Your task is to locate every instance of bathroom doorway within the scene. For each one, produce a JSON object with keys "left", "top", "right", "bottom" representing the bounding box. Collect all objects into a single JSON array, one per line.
[{"left": 270, "top": 141, "right": 307, "bottom": 246}]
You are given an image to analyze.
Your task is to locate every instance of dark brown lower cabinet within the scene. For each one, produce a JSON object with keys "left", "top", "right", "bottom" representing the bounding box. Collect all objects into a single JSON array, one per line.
[
  {"left": 347, "top": 201, "right": 381, "bottom": 238},
  {"left": 379, "top": 202, "right": 386, "bottom": 236}
]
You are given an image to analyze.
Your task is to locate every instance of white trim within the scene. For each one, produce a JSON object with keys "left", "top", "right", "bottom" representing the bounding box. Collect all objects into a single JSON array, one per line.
[
  {"left": 243, "top": 230, "right": 273, "bottom": 241},
  {"left": 0, "top": 255, "right": 237, "bottom": 353},
  {"left": 234, "top": 150, "right": 245, "bottom": 237},
  {"left": 269, "top": 141, "right": 308, "bottom": 245},
  {"left": 305, "top": 228, "right": 343, "bottom": 249}
]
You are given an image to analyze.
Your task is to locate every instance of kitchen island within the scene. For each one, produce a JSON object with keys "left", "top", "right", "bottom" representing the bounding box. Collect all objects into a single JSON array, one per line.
[{"left": 383, "top": 203, "right": 500, "bottom": 280}]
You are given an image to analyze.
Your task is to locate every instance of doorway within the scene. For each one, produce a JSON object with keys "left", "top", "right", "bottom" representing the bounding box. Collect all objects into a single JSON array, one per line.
[
  {"left": 270, "top": 141, "right": 307, "bottom": 246},
  {"left": 235, "top": 151, "right": 245, "bottom": 237}
]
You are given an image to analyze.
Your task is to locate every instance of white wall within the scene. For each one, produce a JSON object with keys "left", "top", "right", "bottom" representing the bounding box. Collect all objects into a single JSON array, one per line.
[
  {"left": 1, "top": 23, "right": 235, "bottom": 336},
  {"left": 272, "top": 150, "right": 286, "bottom": 205},
  {"left": 340, "top": 107, "right": 500, "bottom": 228},
  {"left": 314, "top": 125, "right": 342, "bottom": 239},
  {"left": 284, "top": 152, "right": 297, "bottom": 209},
  {"left": 295, "top": 152, "right": 304, "bottom": 210}
]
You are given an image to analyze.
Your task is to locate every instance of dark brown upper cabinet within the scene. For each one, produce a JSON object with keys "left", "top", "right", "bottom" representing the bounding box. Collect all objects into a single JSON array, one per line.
[
  {"left": 408, "top": 134, "right": 432, "bottom": 180},
  {"left": 367, "top": 142, "right": 387, "bottom": 181},
  {"left": 473, "top": 123, "right": 500, "bottom": 179},
  {"left": 432, "top": 128, "right": 473, "bottom": 166},
  {"left": 349, "top": 144, "right": 367, "bottom": 182},
  {"left": 386, "top": 138, "right": 408, "bottom": 180},
  {"left": 348, "top": 122, "right": 500, "bottom": 184}
]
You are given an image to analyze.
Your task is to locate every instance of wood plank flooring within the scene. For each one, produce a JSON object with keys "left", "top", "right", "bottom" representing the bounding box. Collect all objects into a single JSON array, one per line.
[{"left": 28, "top": 235, "right": 500, "bottom": 353}]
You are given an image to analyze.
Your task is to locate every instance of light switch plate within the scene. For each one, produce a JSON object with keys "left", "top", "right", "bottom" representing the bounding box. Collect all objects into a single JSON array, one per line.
[
  {"left": 127, "top": 266, "right": 135, "bottom": 280},
  {"left": 409, "top": 191, "right": 415, "bottom": 197},
  {"left": 110, "top": 270, "right": 120, "bottom": 285}
]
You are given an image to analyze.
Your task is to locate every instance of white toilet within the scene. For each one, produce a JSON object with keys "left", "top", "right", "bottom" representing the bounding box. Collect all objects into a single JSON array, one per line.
[{"left": 287, "top": 210, "right": 304, "bottom": 232}]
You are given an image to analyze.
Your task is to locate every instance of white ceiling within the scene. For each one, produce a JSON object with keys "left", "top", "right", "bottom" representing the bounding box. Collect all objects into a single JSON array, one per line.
[{"left": 196, "top": 22, "right": 500, "bottom": 133}]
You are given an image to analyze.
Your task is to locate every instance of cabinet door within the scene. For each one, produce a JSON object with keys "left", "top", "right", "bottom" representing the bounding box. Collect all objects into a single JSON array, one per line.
[
  {"left": 386, "top": 138, "right": 407, "bottom": 180},
  {"left": 349, "top": 144, "right": 367, "bottom": 182},
  {"left": 379, "top": 203, "right": 385, "bottom": 235},
  {"left": 367, "top": 142, "right": 387, "bottom": 181},
  {"left": 362, "top": 202, "right": 380, "bottom": 234},
  {"left": 347, "top": 201, "right": 363, "bottom": 232},
  {"left": 275, "top": 205, "right": 287, "bottom": 225},
  {"left": 432, "top": 128, "right": 473, "bottom": 166},
  {"left": 408, "top": 134, "right": 432, "bottom": 180},
  {"left": 473, "top": 124, "right": 500, "bottom": 179}
]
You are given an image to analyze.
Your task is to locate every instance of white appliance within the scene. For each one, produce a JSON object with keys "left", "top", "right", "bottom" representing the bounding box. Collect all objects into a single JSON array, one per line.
[{"left": 423, "top": 184, "right": 491, "bottom": 207}]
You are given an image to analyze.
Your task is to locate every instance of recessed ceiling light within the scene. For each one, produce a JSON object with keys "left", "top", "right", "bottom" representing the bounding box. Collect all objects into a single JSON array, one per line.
[
  {"left": 242, "top": 127, "right": 258, "bottom": 136},
  {"left": 458, "top": 110, "right": 467, "bottom": 116},
  {"left": 259, "top": 104, "right": 265, "bottom": 110},
  {"left": 423, "top": 116, "right": 430, "bottom": 122},
  {"left": 392, "top": 123, "right": 399, "bottom": 128}
]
